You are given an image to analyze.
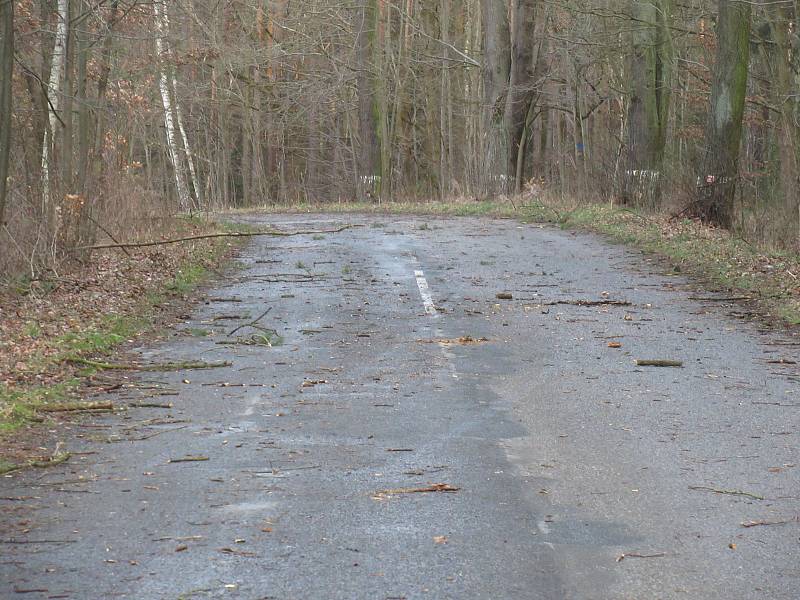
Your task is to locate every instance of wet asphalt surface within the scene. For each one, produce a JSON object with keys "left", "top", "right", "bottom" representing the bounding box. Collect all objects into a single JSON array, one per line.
[{"left": 1, "top": 214, "right": 799, "bottom": 599}]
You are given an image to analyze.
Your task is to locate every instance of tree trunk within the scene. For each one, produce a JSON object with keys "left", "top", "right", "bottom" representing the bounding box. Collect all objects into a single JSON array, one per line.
[
  {"left": 42, "top": 0, "right": 69, "bottom": 226},
  {"left": 766, "top": 6, "right": 800, "bottom": 241},
  {"left": 504, "top": 0, "right": 541, "bottom": 194},
  {"left": 0, "top": 0, "right": 13, "bottom": 225},
  {"left": 625, "top": 0, "right": 673, "bottom": 205},
  {"left": 481, "top": 0, "right": 511, "bottom": 194},
  {"left": 697, "top": 0, "right": 752, "bottom": 228},
  {"left": 355, "top": 0, "right": 380, "bottom": 200},
  {"left": 154, "top": 1, "right": 190, "bottom": 211}
]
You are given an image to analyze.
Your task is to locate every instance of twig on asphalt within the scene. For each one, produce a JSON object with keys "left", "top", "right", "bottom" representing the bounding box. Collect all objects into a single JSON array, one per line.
[
  {"left": 741, "top": 517, "right": 799, "bottom": 528},
  {"left": 229, "top": 306, "right": 273, "bottom": 337},
  {"left": 616, "top": 552, "right": 667, "bottom": 562},
  {"left": 689, "top": 485, "right": 765, "bottom": 500}
]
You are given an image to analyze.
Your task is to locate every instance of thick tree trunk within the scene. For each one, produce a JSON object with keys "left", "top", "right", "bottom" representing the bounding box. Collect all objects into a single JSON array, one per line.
[
  {"left": 0, "top": 0, "right": 13, "bottom": 225},
  {"left": 625, "top": 0, "right": 673, "bottom": 205},
  {"left": 697, "top": 1, "right": 752, "bottom": 228},
  {"left": 481, "top": 0, "right": 511, "bottom": 192},
  {"left": 503, "top": 0, "right": 541, "bottom": 194}
]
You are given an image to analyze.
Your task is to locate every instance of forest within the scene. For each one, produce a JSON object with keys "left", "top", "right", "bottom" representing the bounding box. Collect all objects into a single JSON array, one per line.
[{"left": 0, "top": 0, "right": 798, "bottom": 278}]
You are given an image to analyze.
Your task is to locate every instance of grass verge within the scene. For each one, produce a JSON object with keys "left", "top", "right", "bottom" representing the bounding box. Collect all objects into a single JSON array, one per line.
[{"left": 0, "top": 217, "right": 244, "bottom": 438}]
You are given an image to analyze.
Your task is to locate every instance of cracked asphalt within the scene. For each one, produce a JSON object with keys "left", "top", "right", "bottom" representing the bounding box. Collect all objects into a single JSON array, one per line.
[{"left": 1, "top": 214, "right": 799, "bottom": 599}]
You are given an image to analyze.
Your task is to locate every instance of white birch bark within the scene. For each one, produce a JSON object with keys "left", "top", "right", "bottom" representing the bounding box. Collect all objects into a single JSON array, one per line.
[
  {"left": 154, "top": 1, "right": 190, "bottom": 211},
  {"left": 41, "top": 0, "right": 69, "bottom": 219}
]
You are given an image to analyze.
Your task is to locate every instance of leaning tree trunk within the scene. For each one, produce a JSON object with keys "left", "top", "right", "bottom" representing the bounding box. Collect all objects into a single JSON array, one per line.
[
  {"left": 481, "top": 0, "right": 511, "bottom": 194},
  {"left": 0, "top": 0, "right": 13, "bottom": 225},
  {"left": 625, "top": 0, "right": 673, "bottom": 206},
  {"left": 697, "top": 0, "right": 752, "bottom": 228},
  {"left": 154, "top": 1, "right": 190, "bottom": 211}
]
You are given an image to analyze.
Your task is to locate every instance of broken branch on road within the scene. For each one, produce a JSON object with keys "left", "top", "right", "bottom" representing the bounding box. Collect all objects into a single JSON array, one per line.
[
  {"left": 71, "top": 225, "right": 360, "bottom": 251},
  {"left": 635, "top": 359, "right": 684, "bottom": 368},
  {"left": 688, "top": 485, "right": 765, "bottom": 500},
  {"left": 67, "top": 358, "right": 232, "bottom": 371}
]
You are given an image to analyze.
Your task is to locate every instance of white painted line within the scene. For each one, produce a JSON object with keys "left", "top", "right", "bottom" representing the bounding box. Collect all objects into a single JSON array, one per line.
[{"left": 414, "top": 269, "right": 438, "bottom": 316}]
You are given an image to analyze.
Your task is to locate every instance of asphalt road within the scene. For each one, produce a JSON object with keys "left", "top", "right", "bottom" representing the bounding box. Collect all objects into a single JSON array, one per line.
[{"left": 2, "top": 214, "right": 799, "bottom": 599}]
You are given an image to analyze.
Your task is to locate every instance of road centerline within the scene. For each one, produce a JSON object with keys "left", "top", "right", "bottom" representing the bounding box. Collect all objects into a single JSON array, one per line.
[{"left": 414, "top": 269, "right": 438, "bottom": 316}]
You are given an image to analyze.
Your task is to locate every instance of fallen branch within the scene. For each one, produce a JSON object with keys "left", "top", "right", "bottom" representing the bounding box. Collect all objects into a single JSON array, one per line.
[
  {"left": 616, "top": 552, "right": 667, "bottom": 562},
  {"left": 741, "top": 517, "right": 798, "bottom": 528},
  {"left": 689, "top": 485, "right": 765, "bottom": 500},
  {"left": 229, "top": 306, "right": 272, "bottom": 337},
  {"left": 168, "top": 455, "right": 209, "bottom": 463},
  {"left": 1, "top": 452, "right": 74, "bottom": 475},
  {"left": 72, "top": 225, "right": 358, "bottom": 251},
  {"left": 39, "top": 402, "right": 114, "bottom": 413},
  {"left": 542, "top": 299, "right": 632, "bottom": 307},
  {"left": 635, "top": 359, "right": 683, "bottom": 368},
  {"left": 379, "top": 483, "right": 460, "bottom": 495},
  {"left": 68, "top": 357, "right": 231, "bottom": 371},
  {"left": 688, "top": 296, "right": 752, "bottom": 302},
  {"left": 128, "top": 402, "right": 174, "bottom": 409}
]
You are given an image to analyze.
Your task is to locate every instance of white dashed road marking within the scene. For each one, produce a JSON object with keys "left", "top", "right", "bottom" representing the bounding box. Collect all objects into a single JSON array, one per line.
[{"left": 414, "top": 269, "right": 438, "bottom": 316}]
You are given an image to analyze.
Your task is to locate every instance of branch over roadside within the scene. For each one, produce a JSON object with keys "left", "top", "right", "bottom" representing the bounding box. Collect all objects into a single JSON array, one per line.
[{"left": 71, "top": 225, "right": 359, "bottom": 251}]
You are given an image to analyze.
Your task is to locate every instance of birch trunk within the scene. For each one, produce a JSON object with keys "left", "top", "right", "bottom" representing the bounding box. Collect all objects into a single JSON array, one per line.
[
  {"left": 154, "top": 1, "right": 190, "bottom": 211},
  {"left": 41, "top": 0, "right": 69, "bottom": 225}
]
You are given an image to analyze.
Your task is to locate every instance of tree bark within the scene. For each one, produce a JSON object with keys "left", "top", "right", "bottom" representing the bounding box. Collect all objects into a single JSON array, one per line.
[
  {"left": 503, "top": 0, "right": 542, "bottom": 194},
  {"left": 41, "top": 0, "right": 69, "bottom": 226},
  {"left": 0, "top": 0, "right": 13, "bottom": 225},
  {"left": 625, "top": 0, "right": 673, "bottom": 205},
  {"left": 697, "top": 0, "right": 752, "bottom": 228},
  {"left": 154, "top": 1, "right": 190, "bottom": 211},
  {"left": 355, "top": 0, "right": 380, "bottom": 200},
  {"left": 481, "top": 0, "right": 511, "bottom": 193}
]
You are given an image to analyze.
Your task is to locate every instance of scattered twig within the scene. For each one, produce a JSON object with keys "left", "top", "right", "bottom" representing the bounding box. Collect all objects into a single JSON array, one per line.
[
  {"left": 218, "top": 547, "right": 257, "bottom": 557},
  {"left": 616, "top": 552, "right": 667, "bottom": 562},
  {"left": 67, "top": 358, "right": 231, "bottom": 371},
  {"left": 168, "top": 455, "right": 210, "bottom": 463},
  {"left": 1, "top": 539, "right": 76, "bottom": 545},
  {"left": 741, "top": 517, "right": 798, "bottom": 528},
  {"left": 687, "top": 296, "right": 752, "bottom": 302},
  {"left": 689, "top": 485, "right": 765, "bottom": 500},
  {"left": 228, "top": 306, "right": 273, "bottom": 337},
  {"left": 379, "top": 483, "right": 460, "bottom": 495},
  {"left": 39, "top": 402, "right": 113, "bottom": 413},
  {"left": 72, "top": 225, "right": 359, "bottom": 251},
  {"left": 128, "top": 402, "right": 174, "bottom": 409},
  {"left": 636, "top": 359, "right": 683, "bottom": 367},
  {"left": 542, "top": 299, "right": 632, "bottom": 307}
]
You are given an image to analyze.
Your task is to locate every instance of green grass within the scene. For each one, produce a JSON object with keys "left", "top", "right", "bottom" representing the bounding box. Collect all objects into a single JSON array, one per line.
[{"left": 0, "top": 231, "right": 241, "bottom": 435}]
